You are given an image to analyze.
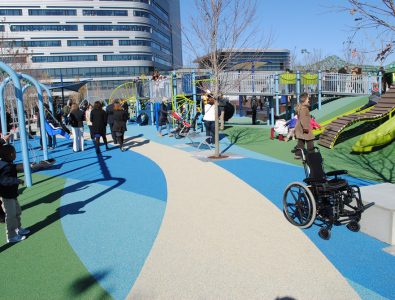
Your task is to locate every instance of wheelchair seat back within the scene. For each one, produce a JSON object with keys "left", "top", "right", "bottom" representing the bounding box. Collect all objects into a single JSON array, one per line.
[{"left": 304, "top": 151, "right": 326, "bottom": 180}]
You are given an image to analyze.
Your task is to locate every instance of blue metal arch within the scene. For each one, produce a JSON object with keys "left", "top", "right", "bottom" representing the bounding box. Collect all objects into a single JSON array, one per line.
[
  {"left": 0, "top": 77, "right": 11, "bottom": 135},
  {"left": 19, "top": 73, "right": 49, "bottom": 161},
  {"left": 0, "top": 62, "right": 32, "bottom": 187}
]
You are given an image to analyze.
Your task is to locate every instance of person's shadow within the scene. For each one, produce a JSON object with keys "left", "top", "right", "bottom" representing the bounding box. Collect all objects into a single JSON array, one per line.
[{"left": 0, "top": 152, "right": 125, "bottom": 253}]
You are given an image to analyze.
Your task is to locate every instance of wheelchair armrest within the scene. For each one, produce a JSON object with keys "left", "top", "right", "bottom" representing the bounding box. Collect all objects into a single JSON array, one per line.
[
  {"left": 326, "top": 170, "right": 348, "bottom": 177},
  {"left": 303, "top": 177, "right": 327, "bottom": 184}
]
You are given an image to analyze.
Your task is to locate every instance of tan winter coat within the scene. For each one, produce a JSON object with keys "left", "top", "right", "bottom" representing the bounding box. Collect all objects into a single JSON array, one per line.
[{"left": 295, "top": 103, "right": 314, "bottom": 141}]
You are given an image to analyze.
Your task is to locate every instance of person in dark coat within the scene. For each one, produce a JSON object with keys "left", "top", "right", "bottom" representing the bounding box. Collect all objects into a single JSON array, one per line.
[
  {"left": 0, "top": 144, "right": 29, "bottom": 243},
  {"left": 294, "top": 93, "right": 315, "bottom": 159},
  {"left": 90, "top": 101, "right": 109, "bottom": 153},
  {"left": 250, "top": 96, "right": 258, "bottom": 125},
  {"left": 106, "top": 100, "right": 117, "bottom": 144},
  {"left": 112, "top": 102, "right": 128, "bottom": 151},
  {"left": 157, "top": 97, "right": 173, "bottom": 137},
  {"left": 69, "top": 103, "right": 85, "bottom": 152}
]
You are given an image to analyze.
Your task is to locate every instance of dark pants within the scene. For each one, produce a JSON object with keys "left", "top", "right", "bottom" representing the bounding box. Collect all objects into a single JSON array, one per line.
[
  {"left": 88, "top": 125, "right": 94, "bottom": 140},
  {"left": 252, "top": 109, "right": 257, "bottom": 125},
  {"left": 204, "top": 120, "right": 215, "bottom": 144},
  {"left": 109, "top": 123, "right": 117, "bottom": 143},
  {"left": 39, "top": 130, "right": 55, "bottom": 148},
  {"left": 295, "top": 139, "right": 314, "bottom": 157},
  {"left": 115, "top": 132, "right": 124, "bottom": 148},
  {"left": 94, "top": 133, "right": 108, "bottom": 153}
]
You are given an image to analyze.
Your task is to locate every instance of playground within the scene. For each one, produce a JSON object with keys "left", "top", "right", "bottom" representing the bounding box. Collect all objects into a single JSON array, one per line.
[{"left": 1, "top": 63, "right": 395, "bottom": 299}]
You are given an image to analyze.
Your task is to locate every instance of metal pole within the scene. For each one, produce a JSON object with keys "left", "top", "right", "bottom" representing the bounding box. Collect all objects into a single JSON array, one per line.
[
  {"left": 368, "top": 73, "right": 372, "bottom": 94},
  {"left": 318, "top": 70, "right": 322, "bottom": 110},
  {"left": 40, "top": 83, "right": 54, "bottom": 114},
  {"left": 252, "top": 62, "right": 255, "bottom": 93},
  {"left": 275, "top": 74, "right": 279, "bottom": 117},
  {"left": 378, "top": 71, "right": 382, "bottom": 96},
  {"left": 238, "top": 70, "right": 242, "bottom": 116},
  {"left": 20, "top": 73, "right": 49, "bottom": 161},
  {"left": 0, "top": 62, "right": 32, "bottom": 187},
  {"left": 60, "top": 73, "right": 65, "bottom": 106},
  {"left": 172, "top": 71, "right": 177, "bottom": 111},
  {"left": 296, "top": 71, "right": 301, "bottom": 103},
  {"left": 192, "top": 70, "right": 197, "bottom": 117},
  {"left": 0, "top": 77, "right": 11, "bottom": 135}
]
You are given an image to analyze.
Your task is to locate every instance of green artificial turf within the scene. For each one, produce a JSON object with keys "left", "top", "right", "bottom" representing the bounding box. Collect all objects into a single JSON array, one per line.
[
  {"left": 223, "top": 126, "right": 395, "bottom": 183},
  {"left": 313, "top": 96, "right": 368, "bottom": 123},
  {"left": 224, "top": 95, "right": 395, "bottom": 183},
  {"left": 0, "top": 173, "right": 112, "bottom": 300}
]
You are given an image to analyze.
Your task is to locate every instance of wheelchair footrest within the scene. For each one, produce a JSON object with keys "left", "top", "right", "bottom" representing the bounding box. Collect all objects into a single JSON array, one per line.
[{"left": 363, "top": 202, "right": 375, "bottom": 211}]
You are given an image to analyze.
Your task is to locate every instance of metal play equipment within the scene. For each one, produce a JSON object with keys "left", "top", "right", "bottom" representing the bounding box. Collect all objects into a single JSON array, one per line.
[
  {"left": 0, "top": 62, "right": 32, "bottom": 187},
  {"left": 19, "top": 73, "right": 50, "bottom": 161}
]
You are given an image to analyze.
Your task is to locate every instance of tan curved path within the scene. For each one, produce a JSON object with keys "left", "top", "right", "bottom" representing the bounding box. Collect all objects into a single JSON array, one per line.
[{"left": 127, "top": 139, "right": 360, "bottom": 300}]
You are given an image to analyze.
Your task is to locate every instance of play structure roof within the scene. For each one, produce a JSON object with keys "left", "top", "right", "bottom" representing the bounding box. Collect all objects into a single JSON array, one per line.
[{"left": 46, "top": 80, "right": 90, "bottom": 92}]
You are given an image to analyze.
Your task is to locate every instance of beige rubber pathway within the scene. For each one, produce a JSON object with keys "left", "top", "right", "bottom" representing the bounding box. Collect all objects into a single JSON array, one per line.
[{"left": 127, "top": 138, "right": 360, "bottom": 300}]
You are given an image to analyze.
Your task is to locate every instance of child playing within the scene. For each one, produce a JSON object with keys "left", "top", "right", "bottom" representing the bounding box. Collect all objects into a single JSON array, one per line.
[
  {"left": 284, "top": 115, "right": 298, "bottom": 142},
  {"left": 0, "top": 144, "right": 29, "bottom": 243}
]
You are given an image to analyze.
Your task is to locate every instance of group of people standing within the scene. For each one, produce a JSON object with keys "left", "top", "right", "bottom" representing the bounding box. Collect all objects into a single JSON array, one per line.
[{"left": 63, "top": 100, "right": 128, "bottom": 154}]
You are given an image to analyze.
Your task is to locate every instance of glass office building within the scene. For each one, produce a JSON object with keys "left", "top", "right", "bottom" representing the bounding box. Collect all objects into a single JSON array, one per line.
[
  {"left": 197, "top": 49, "right": 290, "bottom": 71},
  {"left": 0, "top": 0, "right": 182, "bottom": 97}
]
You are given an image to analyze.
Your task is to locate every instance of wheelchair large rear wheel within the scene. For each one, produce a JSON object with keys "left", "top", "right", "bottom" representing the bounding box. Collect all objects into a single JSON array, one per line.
[{"left": 283, "top": 182, "right": 316, "bottom": 228}]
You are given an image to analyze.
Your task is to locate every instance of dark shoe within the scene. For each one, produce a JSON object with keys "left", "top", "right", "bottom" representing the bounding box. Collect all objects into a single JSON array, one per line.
[{"left": 294, "top": 155, "right": 302, "bottom": 160}]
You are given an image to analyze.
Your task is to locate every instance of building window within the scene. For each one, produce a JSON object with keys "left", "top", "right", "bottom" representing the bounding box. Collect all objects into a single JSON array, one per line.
[
  {"left": 153, "top": 30, "right": 170, "bottom": 43},
  {"left": 2, "top": 40, "right": 61, "bottom": 47},
  {"left": 31, "top": 66, "right": 152, "bottom": 79},
  {"left": 0, "top": 9, "right": 22, "bottom": 16},
  {"left": 84, "top": 25, "right": 151, "bottom": 32},
  {"left": 83, "top": 10, "right": 128, "bottom": 16},
  {"left": 1, "top": 56, "right": 27, "bottom": 64},
  {"left": 134, "top": 10, "right": 150, "bottom": 18},
  {"left": 152, "top": 1, "right": 169, "bottom": 21},
  {"left": 103, "top": 54, "right": 152, "bottom": 61},
  {"left": 154, "top": 55, "right": 171, "bottom": 66},
  {"left": 119, "top": 40, "right": 151, "bottom": 46},
  {"left": 0, "top": 25, "right": 4, "bottom": 32},
  {"left": 11, "top": 25, "right": 78, "bottom": 32},
  {"left": 67, "top": 40, "right": 113, "bottom": 46},
  {"left": 98, "top": 0, "right": 149, "bottom": 2},
  {"left": 28, "top": 9, "right": 77, "bottom": 16},
  {"left": 32, "top": 55, "right": 97, "bottom": 63}
]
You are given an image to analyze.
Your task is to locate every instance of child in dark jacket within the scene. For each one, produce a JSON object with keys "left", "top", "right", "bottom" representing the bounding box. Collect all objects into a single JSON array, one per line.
[{"left": 0, "top": 144, "right": 29, "bottom": 243}]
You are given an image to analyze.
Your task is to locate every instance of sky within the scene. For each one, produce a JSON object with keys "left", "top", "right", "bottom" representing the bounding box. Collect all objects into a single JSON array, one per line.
[{"left": 179, "top": 0, "right": 395, "bottom": 66}]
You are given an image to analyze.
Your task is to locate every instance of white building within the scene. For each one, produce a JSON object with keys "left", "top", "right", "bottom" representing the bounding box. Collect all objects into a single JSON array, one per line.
[{"left": 0, "top": 0, "right": 182, "bottom": 99}]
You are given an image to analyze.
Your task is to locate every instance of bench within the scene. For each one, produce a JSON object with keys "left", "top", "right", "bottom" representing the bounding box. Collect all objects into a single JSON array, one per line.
[{"left": 359, "top": 183, "right": 395, "bottom": 245}]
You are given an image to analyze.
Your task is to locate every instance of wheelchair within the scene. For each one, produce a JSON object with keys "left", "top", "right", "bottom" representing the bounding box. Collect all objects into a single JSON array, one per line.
[{"left": 283, "top": 147, "right": 374, "bottom": 240}]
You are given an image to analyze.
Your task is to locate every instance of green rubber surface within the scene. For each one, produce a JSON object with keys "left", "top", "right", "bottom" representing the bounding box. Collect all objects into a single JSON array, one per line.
[
  {"left": 0, "top": 173, "right": 112, "bottom": 300},
  {"left": 224, "top": 126, "right": 395, "bottom": 184}
]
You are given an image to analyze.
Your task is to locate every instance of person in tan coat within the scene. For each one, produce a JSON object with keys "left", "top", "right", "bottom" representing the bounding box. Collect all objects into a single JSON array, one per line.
[{"left": 294, "top": 93, "right": 315, "bottom": 159}]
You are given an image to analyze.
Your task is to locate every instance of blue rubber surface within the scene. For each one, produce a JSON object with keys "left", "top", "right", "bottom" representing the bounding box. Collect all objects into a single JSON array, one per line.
[
  {"left": 15, "top": 137, "right": 167, "bottom": 300},
  {"left": 215, "top": 158, "right": 395, "bottom": 300}
]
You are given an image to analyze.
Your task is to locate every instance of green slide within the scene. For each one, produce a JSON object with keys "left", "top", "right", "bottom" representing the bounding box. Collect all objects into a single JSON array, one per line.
[{"left": 352, "top": 117, "right": 395, "bottom": 153}]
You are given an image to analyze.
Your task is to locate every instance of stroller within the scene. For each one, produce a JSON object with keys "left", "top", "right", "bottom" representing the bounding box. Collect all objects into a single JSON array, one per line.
[
  {"left": 170, "top": 111, "right": 201, "bottom": 139},
  {"left": 283, "top": 147, "right": 374, "bottom": 240}
]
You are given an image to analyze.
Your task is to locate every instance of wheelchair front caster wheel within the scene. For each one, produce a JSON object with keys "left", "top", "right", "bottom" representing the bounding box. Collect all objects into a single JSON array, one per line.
[
  {"left": 346, "top": 221, "right": 360, "bottom": 232},
  {"left": 318, "top": 228, "right": 331, "bottom": 240}
]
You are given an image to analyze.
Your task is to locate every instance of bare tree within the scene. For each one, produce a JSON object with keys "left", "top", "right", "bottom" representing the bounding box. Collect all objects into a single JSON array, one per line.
[
  {"left": 342, "top": 0, "right": 395, "bottom": 63},
  {"left": 183, "top": 0, "right": 269, "bottom": 157},
  {"left": 0, "top": 19, "right": 31, "bottom": 74}
]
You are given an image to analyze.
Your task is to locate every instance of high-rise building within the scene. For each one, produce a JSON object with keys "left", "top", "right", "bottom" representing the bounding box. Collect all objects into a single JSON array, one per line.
[{"left": 0, "top": 0, "right": 182, "bottom": 98}]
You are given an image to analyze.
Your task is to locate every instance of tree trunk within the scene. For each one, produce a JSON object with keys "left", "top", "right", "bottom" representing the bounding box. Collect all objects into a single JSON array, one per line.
[{"left": 214, "top": 98, "right": 220, "bottom": 157}]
